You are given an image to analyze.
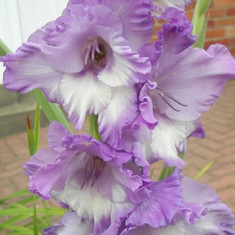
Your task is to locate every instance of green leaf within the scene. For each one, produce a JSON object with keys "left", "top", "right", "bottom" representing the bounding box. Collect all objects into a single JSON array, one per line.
[
  {"left": 33, "top": 103, "right": 41, "bottom": 152},
  {"left": 17, "top": 195, "right": 39, "bottom": 205},
  {"left": 42, "top": 200, "right": 51, "bottom": 227},
  {"left": 194, "top": 159, "right": 216, "bottom": 180},
  {"left": 26, "top": 115, "right": 35, "bottom": 155},
  {"left": 32, "top": 89, "right": 72, "bottom": 133},
  {"left": 0, "top": 224, "right": 33, "bottom": 234},
  {"left": 0, "top": 189, "right": 29, "bottom": 204},
  {"left": 0, "top": 207, "right": 65, "bottom": 216},
  {"left": 0, "top": 214, "right": 32, "bottom": 228},
  {"left": 33, "top": 195, "right": 38, "bottom": 235}
]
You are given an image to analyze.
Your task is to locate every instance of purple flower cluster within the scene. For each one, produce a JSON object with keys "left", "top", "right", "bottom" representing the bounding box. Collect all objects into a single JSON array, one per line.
[{"left": 1, "top": 0, "right": 235, "bottom": 234}]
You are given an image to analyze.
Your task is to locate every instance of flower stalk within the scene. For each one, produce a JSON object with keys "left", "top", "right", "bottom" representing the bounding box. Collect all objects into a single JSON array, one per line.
[
  {"left": 192, "top": 0, "right": 212, "bottom": 48},
  {"left": 0, "top": 39, "right": 11, "bottom": 56}
]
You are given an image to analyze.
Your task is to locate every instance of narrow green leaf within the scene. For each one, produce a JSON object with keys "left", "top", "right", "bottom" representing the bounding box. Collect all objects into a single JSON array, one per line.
[
  {"left": 194, "top": 159, "right": 216, "bottom": 180},
  {"left": 17, "top": 195, "right": 39, "bottom": 205},
  {"left": 8, "top": 203, "right": 27, "bottom": 209},
  {"left": 0, "top": 189, "right": 29, "bottom": 204},
  {"left": 0, "top": 214, "right": 32, "bottom": 228},
  {"left": 33, "top": 103, "right": 41, "bottom": 152},
  {"left": 42, "top": 200, "right": 51, "bottom": 227},
  {"left": 0, "top": 207, "right": 65, "bottom": 216},
  {"left": 0, "top": 224, "right": 33, "bottom": 234},
  {"left": 26, "top": 115, "right": 35, "bottom": 155},
  {"left": 0, "top": 39, "right": 11, "bottom": 56},
  {"left": 33, "top": 195, "right": 38, "bottom": 235},
  {"left": 32, "top": 89, "right": 72, "bottom": 133},
  {"left": 89, "top": 114, "right": 101, "bottom": 140}
]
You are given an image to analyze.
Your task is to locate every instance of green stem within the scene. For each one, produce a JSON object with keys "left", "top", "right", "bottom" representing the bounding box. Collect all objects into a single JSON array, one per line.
[
  {"left": 192, "top": 0, "right": 212, "bottom": 48},
  {"left": 42, "top": 200, "right": 51, "bottom": 227},
  {"left": 88, "top": 114, "right": 101, "bottom": 140},
  {"left": 0, "top": 39, "right": 11, "bottom": 56}
]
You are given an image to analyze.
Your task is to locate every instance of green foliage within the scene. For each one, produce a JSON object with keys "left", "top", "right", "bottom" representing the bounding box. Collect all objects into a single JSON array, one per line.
[
  {"left": 32, "top": 89, "right": 73, "bottom": 133},
  {"left": 194, "top": 159, "right": 216, "bottom": 180},
  {"left": 0, "top": 189, "right": 66, "bottom": 234},
  {"left": 0, "top": 104, "right": 66, "bottom": 234}
]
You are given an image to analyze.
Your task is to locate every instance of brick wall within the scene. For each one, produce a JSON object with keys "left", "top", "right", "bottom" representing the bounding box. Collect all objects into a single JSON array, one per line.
[{"left": 153, "top": 0, "right": 235, "bottom": 57}]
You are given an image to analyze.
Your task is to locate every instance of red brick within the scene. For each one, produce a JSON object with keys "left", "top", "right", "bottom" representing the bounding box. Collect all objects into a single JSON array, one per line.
[
  {"left": 214, "top": 0, "right": 235, "bottom": 7},
  {"left": 5, "top": 159, "right": 26, "bottom": 171},
  {"left": 215, "top": 154, "right": 235, "bottom": 166},
  {"left": 207, "top": 9, "right": 225, "bottom": 18},
  {"left": 12, "top": 174, "right": 29, "bottom": 190},
  {"left": 215, "top": 17, "right": 235, "bottom": 28},
  {"left": 204, "top": 40, "right": 215, "bottom": 49},
  {"left": 0, "top": 185, "right": 16, "bottom": 198},
  {"left": 216, "top": 38, "right": 235, "bottom": 47},
  {"left": 0, "top": 178, "right": 11, "bottom": 188},
  {"left": 207, "top": 19, "right": 215, "bottom": 28},
  {"left": 219, "top": 145, "right": 235, "bottom": 155},
  {"left": 225, "top": 27, "right": 235, "bottom": 37},
  {"left": 209, "top": 174, "right": 235, "bottom": 190},
  {"left": 0, "top": 167, "right": 23, "bottom": 178},
  {"left": 229, "top": 47, "right": 235, "bottom": 56},
  {"left": 210, "top": 162, "right": 235, "bottom": 177},
  {"left": 0, "top": 151, "right": 17, "bottom": 165},
  {"left": 206, "top": 29, "right": 225, "bottom": 38},
  {"left": 186, "top": 11, "right": 193, "bottom": 20},
  {"left": 217, "top": 187, "right": 235, "bottom": 201},
  {"left": 226, "top": 8, "right": 235, "bottom": 16}
]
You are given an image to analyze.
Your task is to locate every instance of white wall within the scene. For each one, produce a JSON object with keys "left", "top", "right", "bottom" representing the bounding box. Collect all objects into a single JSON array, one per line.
[{"left": 0, "top": 0, "right": 68, "bottom": 84}]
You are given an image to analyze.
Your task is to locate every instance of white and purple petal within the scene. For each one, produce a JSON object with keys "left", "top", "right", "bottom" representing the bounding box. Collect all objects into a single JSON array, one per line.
[
  {"left": 69, "top": 0, "right": 154, "bottom": 51},
  {"left": 44, "top": 211, "right": 93, "bottom": 235},
  {"left": 98, "top": 86, "right": 138, "bottom": 147},
  {"left": 59, "top": 71, "right": 111, "bottom": 130},
  {"left": 1, "top": 43, "right": 62, "bottom": 103},
  {"left": 150, "top": 115, "right": 196, "bottom": 167}
]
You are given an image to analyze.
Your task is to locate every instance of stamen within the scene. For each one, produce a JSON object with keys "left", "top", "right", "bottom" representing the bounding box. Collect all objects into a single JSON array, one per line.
[
  {"left": 156, "top": 87, "right": 188, "bottom": 112},
  {"left": 91, "top": 157, "right": 97, "bottom": 188},
  {"left": 158, "top": 93, "right": 181, "bottom": 112},
  {"left": 85, "top": 41, "right": 92, "bottom": 65},
  {"left": 80, "top": 161, "right": 89, "bottom": 190}
]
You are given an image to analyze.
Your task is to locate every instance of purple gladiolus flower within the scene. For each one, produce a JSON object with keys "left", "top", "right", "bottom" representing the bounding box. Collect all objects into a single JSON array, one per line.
[
  {"left": 24, "top": 122, "right": 150, "bottom": 234},
  {"left": 44, "top": 211, "right": 93, "bottom": 235},
  {"left": 1, "top": 0, "right": 153, "bottom": 147},
  {"left": 124, "top": 8, "right": 235, "bottom": 168},
  {"left": 123, "top": 175, "right": 235, "bottom": 234}
]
